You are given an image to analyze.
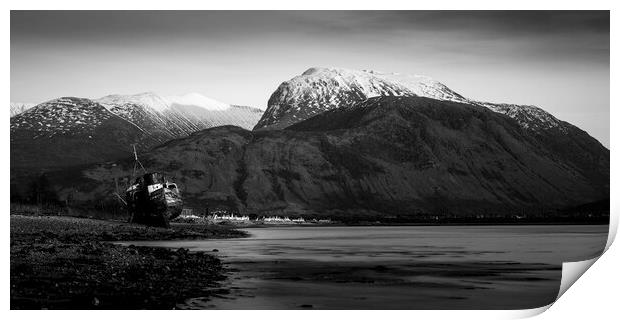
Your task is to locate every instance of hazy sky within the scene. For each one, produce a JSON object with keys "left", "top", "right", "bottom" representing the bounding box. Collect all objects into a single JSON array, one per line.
[{"left": 11, "top": 11, "right": 609, "bottom": 146}]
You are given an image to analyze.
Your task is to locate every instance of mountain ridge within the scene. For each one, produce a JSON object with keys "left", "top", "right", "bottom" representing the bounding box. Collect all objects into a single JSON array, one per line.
[{"left": 254, "top": 67, "right": 583, "bottom": 141}]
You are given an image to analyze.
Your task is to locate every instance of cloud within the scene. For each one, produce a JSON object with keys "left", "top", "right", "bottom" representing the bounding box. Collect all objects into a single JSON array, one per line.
[{"left": 10, "top": 10, "right": 610, "bottom": 146}]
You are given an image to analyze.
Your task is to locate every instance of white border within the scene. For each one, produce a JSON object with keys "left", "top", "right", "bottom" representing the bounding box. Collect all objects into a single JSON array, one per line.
[{"left": 2, "top": 1, "right": 616, "bottom": 319}]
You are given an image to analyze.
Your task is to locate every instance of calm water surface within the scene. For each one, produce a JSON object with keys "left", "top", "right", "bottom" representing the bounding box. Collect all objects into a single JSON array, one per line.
[{"left": 125, "top": 225, "right": 608, "bottom": 309}]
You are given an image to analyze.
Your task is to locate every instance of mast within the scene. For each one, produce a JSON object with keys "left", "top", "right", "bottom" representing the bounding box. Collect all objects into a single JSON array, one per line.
[
  {"left": 131, "top": 144, "right": 147, "bottom": 178},
  {"left": 133, "top": 144, "right": 138, "bottom": 161}
]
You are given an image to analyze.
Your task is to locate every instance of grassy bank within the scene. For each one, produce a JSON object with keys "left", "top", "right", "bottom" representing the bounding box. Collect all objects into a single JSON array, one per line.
[{"left": 10, "top": 215, "right": 247, "bottom": 309}]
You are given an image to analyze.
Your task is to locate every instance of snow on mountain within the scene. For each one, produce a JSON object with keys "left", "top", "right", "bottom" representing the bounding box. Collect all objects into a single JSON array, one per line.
[
  {"left": 368, "top": 71, "right": 469, "bottom": 104},
  {"left": 256, "top": 68, "right": 406, "bottom": 130},
  {"left": 95, "top": 92, "right": 192, "bottom": 144},
  {"left": 10, "top": 97, "right": 164, "bottom": 169},
  {"left": 95, "top": 92, "right": 262, "bottom": 135},
  {"left": 254, "top": 67, "right": 567, "bottom": 133},
  {"left": 164, "top": 93, "right": 230, "bottom": 111},
  {"left": 10, "top": 97, "right": 113, "bottom": 138},
  {"left": 97, "top": 92, "right": 170, "bottom": 113},
  {"left": 255, "top": 67, "right": 470, "bottom": 130},
  {"left": 11, "top": 92, "right": 263, "bottom": 143},
  {"left": 474, "top": 101, "right": 565, "bottom": 132},
  {"left": 10, "top": 102, "right": 37, "bottom": 117}
]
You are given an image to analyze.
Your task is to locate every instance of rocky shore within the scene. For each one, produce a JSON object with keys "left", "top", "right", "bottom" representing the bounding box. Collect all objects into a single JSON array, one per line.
[{"left": 10, "top": 215, "right": 247, "bottom": 309}]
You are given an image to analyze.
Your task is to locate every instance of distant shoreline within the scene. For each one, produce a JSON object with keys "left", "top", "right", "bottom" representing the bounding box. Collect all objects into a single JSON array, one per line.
[{"left": 223, "top": 220, "right": 610, "bottom": 229}]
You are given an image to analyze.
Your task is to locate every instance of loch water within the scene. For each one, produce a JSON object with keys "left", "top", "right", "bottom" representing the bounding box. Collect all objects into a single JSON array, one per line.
[{"left": 124, "top": 225, "right": 608, "bottom": 309}]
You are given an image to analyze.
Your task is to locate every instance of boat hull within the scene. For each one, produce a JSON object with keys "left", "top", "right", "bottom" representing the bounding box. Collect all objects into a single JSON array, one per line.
[{"left": 126, "top": 181, "right": 183, "bottom": 228}]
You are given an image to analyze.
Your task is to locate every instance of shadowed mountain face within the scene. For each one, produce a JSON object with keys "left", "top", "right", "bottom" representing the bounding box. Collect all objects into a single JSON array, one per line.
[{"left": 52, "top": 96, "right": 609, "bottom": 217}]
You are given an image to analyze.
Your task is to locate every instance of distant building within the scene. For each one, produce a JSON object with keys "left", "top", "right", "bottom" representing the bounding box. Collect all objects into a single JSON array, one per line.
[
  {"left": 261, "top": 216, "right": 306, "bottom": 224},
  {"left": 211, "top": 213, "right": 250, "bottom": 222},
  {"left": 262, "top": 216, "right": 291, "bottom": 223}
]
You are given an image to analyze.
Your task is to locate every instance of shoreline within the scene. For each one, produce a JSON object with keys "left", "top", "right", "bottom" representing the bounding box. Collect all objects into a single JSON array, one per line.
[
  {"left": 231, "top": 221, "right": 610, "bottom": 229},
  {"left": 10, "top": 214, "right": 247, "bottom": 309}
]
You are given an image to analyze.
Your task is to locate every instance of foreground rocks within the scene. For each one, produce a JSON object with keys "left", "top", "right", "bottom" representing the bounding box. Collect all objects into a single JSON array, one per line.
[{"left": 10, "top": 215, "right": 246, "bottom": 309}]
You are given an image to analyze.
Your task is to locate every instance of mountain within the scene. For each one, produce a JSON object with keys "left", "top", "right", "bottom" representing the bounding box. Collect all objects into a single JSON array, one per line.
[
  {"left": 10, "top": 92, "right": 263, "bottom": 170},
  {"left": 254, "top": 67, "right": 470, "bottom": 130},
  {"left": 49, "top": 96, "right": 608, "bottom": 219},
  {"left": 11, "top": 69, "right": 608, "bottom": 219},
  {"left": 253, "top": 67, "right": 609, "bottom": 198},
  {"left": 10, "top": 97, "right": 160, "bottom": 170},
  {"left": 254, "top": 67, "right": 576, "bottom": 136},
  {"left": 96, "top": 92, "right": 263, "bottom": 136},
  {"left": 10, "top": 102, "right": 36, "bottom": 117}
]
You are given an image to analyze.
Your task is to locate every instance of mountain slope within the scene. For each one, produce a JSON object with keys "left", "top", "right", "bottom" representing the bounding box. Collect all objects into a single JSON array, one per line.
[
  {"left": 50, "top": 96, "right": 608, "bottom": 218},
  {"left": 97, "top": 92, "right": 263, "bottom": 134}
]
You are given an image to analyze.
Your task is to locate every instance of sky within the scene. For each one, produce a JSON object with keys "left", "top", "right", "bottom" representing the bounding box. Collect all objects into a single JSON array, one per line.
[{"left": 11, "top": 11, "right": 609, "bottom": 146}]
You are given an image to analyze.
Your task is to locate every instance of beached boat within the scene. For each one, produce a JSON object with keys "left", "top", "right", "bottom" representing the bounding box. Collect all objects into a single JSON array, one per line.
[
  {"left": 125, "top": 172, "right": 183, "bottom": 228},
  {"left": 118, "top": 145, "right": 183, "bottom": 228}
]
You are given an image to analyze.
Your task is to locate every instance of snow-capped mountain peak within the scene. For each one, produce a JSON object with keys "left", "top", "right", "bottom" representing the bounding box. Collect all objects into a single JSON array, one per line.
[
  {"left": 254, "top": 67, "right": 467, "bottom": 130},
  {"left": 97, "top": 92, "right": 170, "bottom": 113},
  {"left": 164, "top": 92, "right": 230, "bottom": 111},
  {"left": 255, "top": 66, "right": 567, "bottom": 133}
]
